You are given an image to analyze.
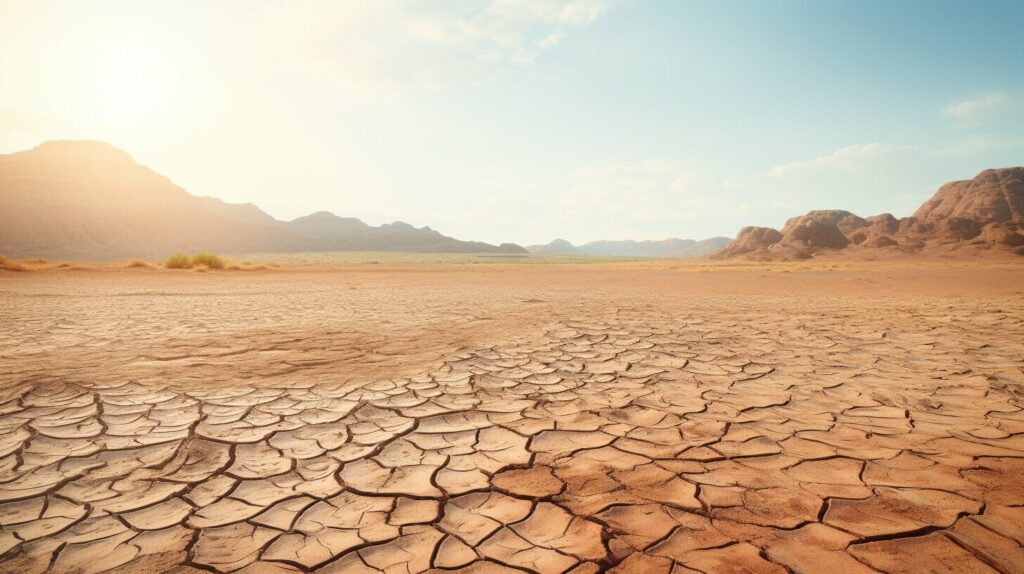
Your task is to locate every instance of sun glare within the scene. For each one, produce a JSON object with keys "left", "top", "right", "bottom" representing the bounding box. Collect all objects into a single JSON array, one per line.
[{"left": 82, "top": 32, "right": 177, "bottom": 124}]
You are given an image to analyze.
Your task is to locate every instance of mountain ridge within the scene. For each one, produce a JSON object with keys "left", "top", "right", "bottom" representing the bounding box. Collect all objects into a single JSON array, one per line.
[
  {"left": 527, "top": 236, "right": 732, "bottom": 258},
  {"left": 0, "top": 141, "right": 526, "bottom": 259}
]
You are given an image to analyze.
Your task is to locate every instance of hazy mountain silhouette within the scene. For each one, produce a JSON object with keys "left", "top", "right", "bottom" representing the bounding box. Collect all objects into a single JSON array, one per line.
[
  {"left": 527, "top": 237, "right": 731, "bottom": 258},
  {"left": 0, "top": 141, "right": 526, "bottom": 259}
]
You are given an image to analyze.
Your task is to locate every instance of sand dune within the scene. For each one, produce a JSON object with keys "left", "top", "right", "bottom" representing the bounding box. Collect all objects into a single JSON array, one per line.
[{"left": 1, "top": 262, "right": 1022, "bottom": 573}]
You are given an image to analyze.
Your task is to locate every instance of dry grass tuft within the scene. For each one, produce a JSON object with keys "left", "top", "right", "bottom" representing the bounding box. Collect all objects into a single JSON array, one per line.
[
  {"left": 164, "top": 253, "right": 192, "bottom": 269},
  {"left": 0, "top": 255, "right": 29, "bottom": 271},
  {"left": 225, "top": 262, "right": 271, "bottom": 271},
  {"left": 123, "top": 259, "right": 154, "bottom": 269},
  {"left": 193, "top": 264, "right": 209, "bottom": 273},
  {"left": 191, "top": 252, "right": 225, "bottom": 269}
]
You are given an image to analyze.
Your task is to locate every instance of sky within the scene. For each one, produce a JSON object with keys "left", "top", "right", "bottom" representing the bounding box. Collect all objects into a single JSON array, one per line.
[{"left": 2, "top": 0, "right": 1023, "bottom": 246}]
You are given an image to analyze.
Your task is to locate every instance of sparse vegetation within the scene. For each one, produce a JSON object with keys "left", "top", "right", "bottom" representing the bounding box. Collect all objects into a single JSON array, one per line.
[
  {"left": 190, "top": 252, "right": 225, "bottom": 269},
  {"left": 163, "top": 252, "right": 227, "bottom": 270},
  {"left": 0, "top": 255, "right": 28, "bottom": 271},
  {"left": 164, "top": 253, "right": 192, "bottom": 269},
  {"left": 2, "top": 252, "right": 283, "bottom": 272}
]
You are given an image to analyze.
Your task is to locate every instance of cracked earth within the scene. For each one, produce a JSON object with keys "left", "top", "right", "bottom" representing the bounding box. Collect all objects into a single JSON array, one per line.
[{"left": 1, "top": 263, "right": 1023, "bottom": 574}]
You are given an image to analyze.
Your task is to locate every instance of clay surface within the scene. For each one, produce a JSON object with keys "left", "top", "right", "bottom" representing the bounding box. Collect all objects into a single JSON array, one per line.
[{"left": 1, "top": 262, "right": 1022, "bottom": 573}]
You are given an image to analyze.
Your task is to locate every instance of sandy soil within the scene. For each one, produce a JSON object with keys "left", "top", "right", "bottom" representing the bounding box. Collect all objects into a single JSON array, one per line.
[{"left": 1, "top": 261, "right": 1023, "bottom": 574}]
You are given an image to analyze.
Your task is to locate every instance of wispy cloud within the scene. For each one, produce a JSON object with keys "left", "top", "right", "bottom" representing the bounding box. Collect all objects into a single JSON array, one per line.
[
  {"left": 539, "top": 30, "right": 566, "bottom": 49},
  {"left": 944, "top": 93, "right": 1009, "bottom": 122},
  {"left": 234, "top": 0, "right": 617, "bottom": 101},
  {"left": 766, "top": 143, "right": 917, "bottom": 178}
]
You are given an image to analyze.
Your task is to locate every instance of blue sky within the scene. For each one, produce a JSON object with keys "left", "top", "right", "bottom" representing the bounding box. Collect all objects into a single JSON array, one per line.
[{"left": 2, "top": 0, "right": 1022, "bottom": 244}]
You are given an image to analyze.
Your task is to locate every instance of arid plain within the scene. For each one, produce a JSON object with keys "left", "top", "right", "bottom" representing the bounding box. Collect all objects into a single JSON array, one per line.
[{"left": 1, "top": 260, "right": 1023, "bottom": 574}]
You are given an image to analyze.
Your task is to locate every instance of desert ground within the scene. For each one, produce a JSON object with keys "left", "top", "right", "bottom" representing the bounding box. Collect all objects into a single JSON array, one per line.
[{"left": 1, "top": 260, "right": 1023, "bottom": 574}]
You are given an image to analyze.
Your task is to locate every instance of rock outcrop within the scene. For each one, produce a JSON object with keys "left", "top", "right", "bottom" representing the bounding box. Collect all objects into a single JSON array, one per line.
[
  {"left": 715, "top": 227, "right": 783, "bottom": 258},
  {"left": 715, "top": 168, "right": 1024, "bottom": 259}
]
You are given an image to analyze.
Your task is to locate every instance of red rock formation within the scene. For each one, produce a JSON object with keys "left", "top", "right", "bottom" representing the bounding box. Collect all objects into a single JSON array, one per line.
[
  {"left": 715, "top": 168, "right": 1024, "bottom": 259},
  {"left": 715, "top": 226, "right": 783, "bottom": 258}
]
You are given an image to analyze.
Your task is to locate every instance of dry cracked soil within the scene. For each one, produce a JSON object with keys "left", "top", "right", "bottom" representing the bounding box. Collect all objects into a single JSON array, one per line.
[{"left": 1, "top": 261, "right": 1023, "bottom": 574}]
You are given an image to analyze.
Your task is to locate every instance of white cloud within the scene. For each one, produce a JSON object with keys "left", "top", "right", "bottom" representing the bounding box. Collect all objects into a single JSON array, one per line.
[
  {"left": 944, "top": 93, "right": 1009, "bottom": 122},
  {"left": 539, "top": 30, "right": 566, "bottom": 48},
  {"left": 766, "top": 143, "right": 917, "bottom": 178},
  {"left": 218, "top": 1, "right": 618, "bottom": 101},
  {"left": 559, "top": 0, "right": 614, "bottom": 25}
]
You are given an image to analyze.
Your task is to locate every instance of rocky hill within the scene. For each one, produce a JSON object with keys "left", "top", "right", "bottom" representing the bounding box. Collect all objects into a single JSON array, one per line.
[
  {"left": 715, "top": 168, "right": 1024, "bottom": 260},
  {"left": 0, "top": 141, "right": 526, "bottom": 259},
  {"left": 528, "top": 237, "right": 731, "bottom": 258}
]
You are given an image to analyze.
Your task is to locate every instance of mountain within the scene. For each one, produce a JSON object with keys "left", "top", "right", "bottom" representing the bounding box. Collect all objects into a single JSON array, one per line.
[
  {"left": 0, "top": 141, "right": 526, "bottom": 259},
  {"left": 527, "top": 237, "right": 732, "bottom": 258},
  {"left": 715, "top": 168, "right": 1024, "bottom": 260},
  {"left": 285, "top": 211, "right": 524, "bottom": 253}
]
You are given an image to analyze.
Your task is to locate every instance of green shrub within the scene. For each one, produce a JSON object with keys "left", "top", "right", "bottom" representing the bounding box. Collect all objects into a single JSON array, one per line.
[
  {"left": 164, "top": 253, "right": 192, "bottom": 269},
  {"left": 191, "top": 252, "right": 225, "bottom": 269}
]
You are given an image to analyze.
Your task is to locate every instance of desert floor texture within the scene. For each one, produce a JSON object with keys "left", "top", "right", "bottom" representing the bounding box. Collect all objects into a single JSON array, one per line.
[{"left": 1, "top": 261, "right": 1024, "bottom": 574}]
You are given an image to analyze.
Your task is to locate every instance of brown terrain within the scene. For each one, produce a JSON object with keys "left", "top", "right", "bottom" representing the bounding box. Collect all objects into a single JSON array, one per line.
[
  {"left": 1, "top": 260, "right": 1023, "bottom": 574},
  {"left": 715, "top": 167, "right": 1024, "bottom": 260}
]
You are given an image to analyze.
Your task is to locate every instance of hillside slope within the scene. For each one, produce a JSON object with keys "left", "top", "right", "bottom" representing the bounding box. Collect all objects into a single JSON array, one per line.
[{"left": 0, "top": 141, "right": 525, "bottom": 259}]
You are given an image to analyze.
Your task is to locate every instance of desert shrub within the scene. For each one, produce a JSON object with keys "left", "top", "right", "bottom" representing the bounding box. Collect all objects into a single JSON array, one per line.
[
  {"left": 0, "top": 255, "right": 28, "bottom": 271},
  {"left": 123, "top": 259, "right": 154, "bottom": 268},
  {"left": 193, "top": 264, "right": 209, "bottom": 273},
  {"left": 164, "top": 253, "right": 192, "bottom": 269},
  {"left": 191, "top": 252, "right": 225, "bottom": 269}
]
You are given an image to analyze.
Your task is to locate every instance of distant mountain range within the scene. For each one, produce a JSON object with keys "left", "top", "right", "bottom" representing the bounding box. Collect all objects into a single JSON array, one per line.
[
  {"left": 714, "top": 167, "right": 1024, "bottom": 260},
  {"left": 0, "top": 141, "right": 525, "bottom": 260},
  {"left": 7, "top": 141, "right": 1018, "bottom": 263},
  {"left": 527, "top": 237, "right": 731, "bottom": 258}
]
